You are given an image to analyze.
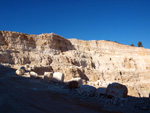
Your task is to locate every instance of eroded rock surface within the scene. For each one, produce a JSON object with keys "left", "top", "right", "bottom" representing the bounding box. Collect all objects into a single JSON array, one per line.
[{"left": 0, "top": 31, "right": 150, "bottom": 97}]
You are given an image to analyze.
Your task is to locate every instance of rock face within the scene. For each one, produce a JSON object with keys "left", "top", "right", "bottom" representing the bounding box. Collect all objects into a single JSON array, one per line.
[{"left": 0, "top": 31, "right": 150, "bottom": 97}]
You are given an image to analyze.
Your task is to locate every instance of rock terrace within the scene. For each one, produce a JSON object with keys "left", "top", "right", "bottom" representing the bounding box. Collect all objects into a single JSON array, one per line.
[{"left": 0, "top": 31, "right": 150, "bottom": 97}]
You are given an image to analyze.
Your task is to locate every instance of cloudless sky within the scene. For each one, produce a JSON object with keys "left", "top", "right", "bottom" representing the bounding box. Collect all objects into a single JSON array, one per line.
[{"left": 0, "top": 0, "right": 150, "bottom": 48}]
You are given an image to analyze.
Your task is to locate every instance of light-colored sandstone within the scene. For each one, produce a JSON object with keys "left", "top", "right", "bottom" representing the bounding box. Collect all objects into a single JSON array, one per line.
[
  {"left": 0, "top": 31, "right": 150, "bottom": 97},
  {"left": 30, "top": 71, "right": 38, "bottom": 79},
  {"left": 16, "top": 69, "right": 25, "bottom": 76},
  {"left": 53, "top": 72, "right": 64, "bottom": 83},
  {"left": 69, "top": 77, "right": 83, "bottom": 87},
  {"left": 44, "top": 72, "right": 53, "bottom": 81}
]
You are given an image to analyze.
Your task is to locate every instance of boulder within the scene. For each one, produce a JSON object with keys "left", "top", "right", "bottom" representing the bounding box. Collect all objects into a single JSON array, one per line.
[
  {"left": 78, "top": 85, "right": 96, "bottom": 96},
  {"left": 70, "top": 77, "right": 83, "bottom": 87},
  {"left": 67, "top": 81, "right": 79, "bottom": 89},
  {"left": 23, "top": 72, "right": 30, "bottom": 78},
  {"left": 30, "top": 71, "right": 38, "bottom": 79},
  {"left": 32, "top": 66, "right": 53, "bottom": 75},
  {"left": 106, "top": 83, "right": 128, "bottom": 98},
  {"left": 53, "top": 72, "right": 64, "bottom": 83},
  {"left": 16, "top": 69, "right": 25, "bottom": 76},
  {"left": 44, "top": 72, "right": 53, "bottom": 81}
]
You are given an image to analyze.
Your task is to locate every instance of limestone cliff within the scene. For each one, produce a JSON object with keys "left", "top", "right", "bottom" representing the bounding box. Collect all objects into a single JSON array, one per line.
[{"left": 0, "top": 31, "right": 150, "bottom": 97}]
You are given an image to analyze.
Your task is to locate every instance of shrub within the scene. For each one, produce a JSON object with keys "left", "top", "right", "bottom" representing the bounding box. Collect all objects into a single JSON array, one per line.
[
  {"left": 131, "top": 44, "right": 135, "bottom": 47},
  {"left": 138, "top": 41, "right": 143, "bottom": 47}
]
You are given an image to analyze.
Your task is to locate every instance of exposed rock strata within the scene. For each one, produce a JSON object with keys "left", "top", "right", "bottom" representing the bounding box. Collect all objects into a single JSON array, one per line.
[{"left": 0, "top": 31, "right": 150, "bottom": 97}]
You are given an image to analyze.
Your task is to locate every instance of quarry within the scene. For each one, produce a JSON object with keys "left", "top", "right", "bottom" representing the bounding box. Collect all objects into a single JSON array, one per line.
[{"left": 0, "top": 31, "right": 150, "bottom": 113}]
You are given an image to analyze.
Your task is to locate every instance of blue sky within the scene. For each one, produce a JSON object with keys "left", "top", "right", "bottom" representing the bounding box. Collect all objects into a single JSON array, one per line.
[{"left": 0, "top": 0, "right": 150, "bottom": 48}]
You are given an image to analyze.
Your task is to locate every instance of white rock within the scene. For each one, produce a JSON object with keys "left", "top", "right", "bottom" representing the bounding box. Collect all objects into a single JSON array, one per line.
[
  {"left": 70, "top": 77, "right": 83, "bottom": 87},
  {"left": 30, "top": 71, "right": 38, "bottom": 78},
  {"left": 44, "top": 72, "right": 53, "bottom": 81},
  {"left": 23, "top": 72, "right": 30, "bottom": 78},
  {"left": 16, "top": 69, "right": 25, "bottom": 76},
  {"left": 53, "top": 72, "right": 64, "bottom": 83}
]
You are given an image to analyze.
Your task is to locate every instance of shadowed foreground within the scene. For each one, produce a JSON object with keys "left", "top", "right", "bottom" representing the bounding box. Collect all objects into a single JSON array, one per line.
[{"left": 0, "top": 65, "right": 149, "bottom": 113}]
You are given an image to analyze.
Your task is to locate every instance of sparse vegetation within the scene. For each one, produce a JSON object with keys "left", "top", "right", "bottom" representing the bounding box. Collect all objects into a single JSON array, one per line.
[
  {"left": 131, "top": 44, "right": 135, "bottom": 47},
  {"left": 138, "top": 41, "right": 143, "bottom": 47}
]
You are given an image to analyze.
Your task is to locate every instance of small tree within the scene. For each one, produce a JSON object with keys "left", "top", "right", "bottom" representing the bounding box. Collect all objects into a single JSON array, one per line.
[
  {"left": 131, "top": 44, "right": 135, "bottom": 47},
  {"left": 138, "top": 41, "right": 143, "bottom": 47}
]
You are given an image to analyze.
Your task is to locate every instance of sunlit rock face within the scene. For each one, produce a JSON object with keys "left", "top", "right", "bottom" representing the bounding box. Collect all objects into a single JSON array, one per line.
[{"left": 0, "top": 31, "right": 150, "bottom": 97}]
